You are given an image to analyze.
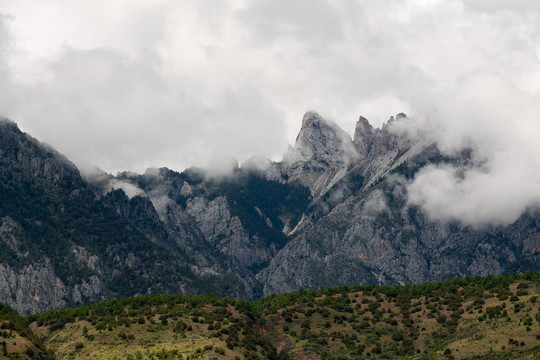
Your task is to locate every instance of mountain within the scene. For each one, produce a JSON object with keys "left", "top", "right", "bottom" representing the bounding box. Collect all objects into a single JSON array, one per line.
[
  {"left": 93, "top": 111, "right": 539, "bottom": 296},
  {"left": 1, "top": 111, "right": 540, "bottom": 316},
  {"left": 257, "top": 112, "right": 540, "bottom": 294},
  {"left": 0, "top": 119, "right": 246, "bottom": 315},
  {"left": 9, "top": 272, "right": 540, "bottom": 360}
]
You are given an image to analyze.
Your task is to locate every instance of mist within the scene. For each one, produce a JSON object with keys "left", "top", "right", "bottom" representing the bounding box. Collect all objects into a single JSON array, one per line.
[{"left": 403, "top": 71, "right": 540, "bottom": 227}]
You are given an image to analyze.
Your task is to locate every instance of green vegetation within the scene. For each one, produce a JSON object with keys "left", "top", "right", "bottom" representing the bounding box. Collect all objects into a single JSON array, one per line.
[
  {"left": 0, "top": 128, "right": 247, "bottom": 303},
  {"left": 1, "top": 272, "right": 539, "bottom": 359},
  {"left": 0, "top": 144, "right": 182, "bottom": 293},
  {"left": 0, "top": 303, "right": 53, "bottom": 359}
]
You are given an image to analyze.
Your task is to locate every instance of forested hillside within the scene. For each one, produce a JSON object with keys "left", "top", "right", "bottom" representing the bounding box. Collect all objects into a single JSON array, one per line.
[
  {"left": 1, "top": 273, "right": 537, "bottom": 359},
  {"left": 0, "top": 119, "right": 247, "bottom": 315}
]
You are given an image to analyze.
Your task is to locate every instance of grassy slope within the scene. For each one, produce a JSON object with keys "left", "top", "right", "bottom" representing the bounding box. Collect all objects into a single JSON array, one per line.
[
  {"left": 0, "top": 303, "right": 54, "bottom": 360},
  {"left": 5, "top": 273, "right": 540, "bottom": 360}
]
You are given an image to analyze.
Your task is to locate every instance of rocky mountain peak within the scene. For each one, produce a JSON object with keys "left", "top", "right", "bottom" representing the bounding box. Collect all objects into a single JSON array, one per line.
[
  {"left": 353, "top": 116, "right": 376, "bottom": 158},
  {"left": 291, "top": 111, "right": 356, "bottom": 165},
  {"left": 301, "top": 110, "right": 321, "bottom": 125},
  {"left": 298, "top": 111, "right": 330, "bottom": 132},
  {"left": 352, "top": 113, "right": 414, "bottom": 159},
  {"left": 354, "top": 116, "right": 374, "bottom": 135},
  {"left": 274, "top": 112, "right": 359, "bottom": 197}
]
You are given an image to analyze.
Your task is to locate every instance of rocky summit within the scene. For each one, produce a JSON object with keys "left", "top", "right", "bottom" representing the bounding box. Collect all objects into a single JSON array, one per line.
[{"left": 0, "top": 113, "right": 539, "bottom": 315}]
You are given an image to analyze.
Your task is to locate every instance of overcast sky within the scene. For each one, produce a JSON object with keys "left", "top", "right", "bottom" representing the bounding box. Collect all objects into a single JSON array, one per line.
[{"left": 1, "top": 0, "right": 540, "bottom": 226}]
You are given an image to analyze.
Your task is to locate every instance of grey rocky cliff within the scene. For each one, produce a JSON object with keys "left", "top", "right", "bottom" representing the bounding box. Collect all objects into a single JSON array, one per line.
[
  {"left": 0, "top": 258, "right": 103, "bottom": 315},
  {"left": 0, "top": 261, "right": 67, "bottom": 315},
  {"left": 0, "top": 217, "right": 105, "bottom": 315},
  {"left": 185, "top": 196, "right": 272, "bottom": 267},
  {"left": 352, "top": 113, "right": 432, "bottom": 191},
  {"left": 256, "top": 112, "right": 540, "bottom": 295},
  {"left": 71, "top": 276, "right": 103, "bottom": 304},
  {"left": 270, "top": 111, "right": 359, "bottom": 198},
  {"left": 102, "top": 170, "right": 265, "bottom": 299},
  {"left": 71, "top": 245, "right": 103, "bottom": 274},
  {"left": 353, "top": 113, "right": 411, "bottom": 159}
]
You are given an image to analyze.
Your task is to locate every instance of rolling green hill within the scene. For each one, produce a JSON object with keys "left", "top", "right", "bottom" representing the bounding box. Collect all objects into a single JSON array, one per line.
[{"left": 2, "top": 273, "right": 539, "bottom": 360}]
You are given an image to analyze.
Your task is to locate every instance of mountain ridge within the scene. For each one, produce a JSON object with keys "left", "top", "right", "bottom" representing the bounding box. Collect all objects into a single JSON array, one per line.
[{"left": 1, "top": 111, "right": 539, "bottom": 315}]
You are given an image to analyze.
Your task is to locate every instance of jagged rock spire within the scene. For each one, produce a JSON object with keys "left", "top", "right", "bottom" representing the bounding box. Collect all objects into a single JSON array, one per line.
[
  {"left": 353, "top": 116, "right": 376, "bottom": 158},
  {"left": 288, "top": 111, "right": 357, "bottom": 166},
  {"left": 277, "top": 112, "right": 359, "bottom": 197},
  {"left": 353, "top": 113, "right": 412, "bottom": 158}
]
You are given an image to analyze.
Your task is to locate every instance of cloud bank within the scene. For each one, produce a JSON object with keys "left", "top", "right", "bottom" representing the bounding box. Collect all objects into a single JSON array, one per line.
[
  {"left": 1, "top": 1, "right": 540, "bottom": 225},
  {"left": 406, "top": 71, "right": 540, "bottom": 227}
]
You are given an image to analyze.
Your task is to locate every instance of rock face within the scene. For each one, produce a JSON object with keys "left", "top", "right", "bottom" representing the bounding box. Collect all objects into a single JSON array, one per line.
[
  {"left": 274, "top": 111, "right": 359, "bottom": 197},
  {"left": 185, "top": 196, "right": 271, "bottom": 267},
  {"left": 353, "top": 113, "right": 410, "bottom": 159},
  {"left": 0, "top": 261, "right": 66, "bottom": 314},
  {"left": 0, "top": 259, "right": 102, "bottom": 314},
  {"left": 0, "top": 214, "right": 104, "bottom": 315},
  {"left": 287, "top": 111, "right": 357, "bottom": 168},
  {"left": 108, "top": 166, "right": 308, "bottom": 299},
  {"left": 1, "top": 112, "right": 540, "bottom": 315},
  {"left": 257, "top": 182, "right": 540, "bottom": 295}
]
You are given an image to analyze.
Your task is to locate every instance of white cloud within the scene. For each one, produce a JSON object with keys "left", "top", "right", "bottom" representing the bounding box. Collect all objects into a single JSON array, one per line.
[
  {"left": 0, "top": 0, "right": 540, "bottom": 224},
  {"left": 406, "top": 70, "right": 540, "bottom": 226}
]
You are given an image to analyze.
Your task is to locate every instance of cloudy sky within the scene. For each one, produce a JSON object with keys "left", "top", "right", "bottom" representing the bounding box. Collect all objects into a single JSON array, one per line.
[{"left": 1, "top": 0, "right": 540, "bottom": 225}]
